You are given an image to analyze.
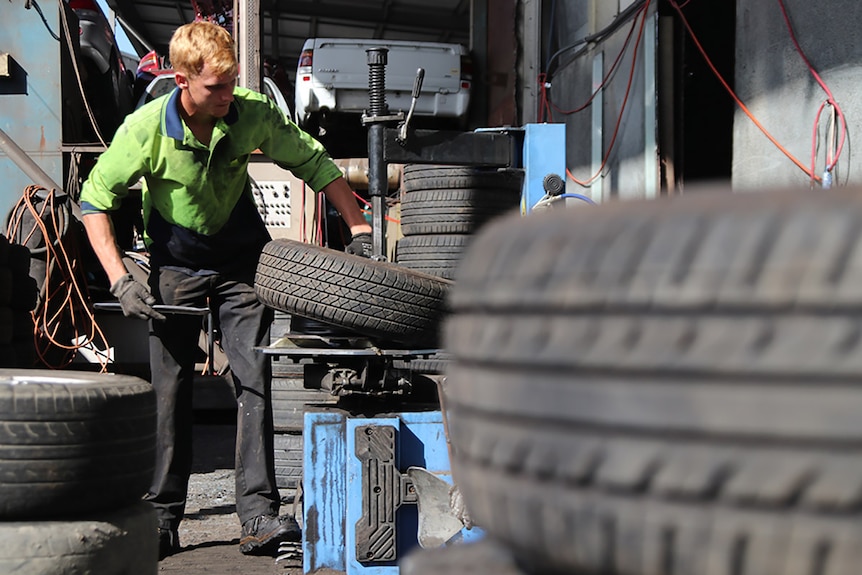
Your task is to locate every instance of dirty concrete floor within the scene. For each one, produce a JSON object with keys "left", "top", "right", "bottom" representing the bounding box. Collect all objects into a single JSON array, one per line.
[{"left": 156, "top": 420, "right": 307, "bottom": 575}]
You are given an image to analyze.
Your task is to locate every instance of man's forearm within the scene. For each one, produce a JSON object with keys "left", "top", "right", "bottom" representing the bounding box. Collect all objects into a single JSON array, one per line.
[
  {"left": 319, "top": 177, "right": 372, "bottom": 235},
  {"left": 82, "top": 213, "right": 129, "bottom": 285}
]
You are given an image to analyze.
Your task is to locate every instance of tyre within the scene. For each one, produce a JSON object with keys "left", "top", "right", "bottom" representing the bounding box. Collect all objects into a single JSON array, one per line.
[
  {"left": 399, "top": 165, "right": 522, "bottom": 236},
  {"left": 0, "top": 369, "right": 156, "bottom": 519},
  {"left": 399, "top": 189, "right": 520, "bottom": 236},
  {"left": 0, "top": 502, "right": 157, "bottom": 574},
  {"left": 395, "top": 235, "right": 471, "bottom": 280},
  {"left": 443, "top": 188, "right": 862, "bottom": 575},
  {"left": 255, "top": 239, "right": 452, "bottom": 347},
  {"left": 401, "top": 537, "right": 525, "bottom": 575},
  {"left": 274, "top": 430, "right": 304, "bottom": 490},
  {"left": 401, "top": 165, "right": 524, "bottom": 193},
  {"left": 82, "top": 59, "right": 121, "bottom": 140},
  {"left": 272, "top": 374, "right": 337, "bottom": 431},
  {"left": 392, "top": 350, "right": 452, "bottom": 375}
]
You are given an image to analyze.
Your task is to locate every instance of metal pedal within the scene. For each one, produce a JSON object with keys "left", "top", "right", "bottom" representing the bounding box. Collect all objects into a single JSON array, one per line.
[{"left": 275, "top": 541, "right": 302, "bottom": 564}]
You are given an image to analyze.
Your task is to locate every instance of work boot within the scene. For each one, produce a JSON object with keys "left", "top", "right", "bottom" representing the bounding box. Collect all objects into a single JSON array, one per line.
[
  {"left": 158, "top": 527, "right": 180, "bottom": 560},
  {"left": 239, "top": 514, "right": 301, "bottom": 555}
]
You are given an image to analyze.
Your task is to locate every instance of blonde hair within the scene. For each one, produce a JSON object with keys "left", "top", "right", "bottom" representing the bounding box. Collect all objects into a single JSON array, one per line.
[{"left": 169, "top": 21, "right": 237, "bottom": 78}]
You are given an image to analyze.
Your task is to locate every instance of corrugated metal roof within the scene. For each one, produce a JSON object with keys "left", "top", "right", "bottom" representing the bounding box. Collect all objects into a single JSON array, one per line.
[{"left": 108, "top": 0, "right": 470, "bottom": 75}]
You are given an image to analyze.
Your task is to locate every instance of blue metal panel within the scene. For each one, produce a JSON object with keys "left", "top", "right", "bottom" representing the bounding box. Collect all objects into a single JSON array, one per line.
[
  {"left": 522, "top": 123, "right": 567, "bottom": 213},
  {"left": 304, "top": 410, "right": 348, "bottom": 573},
  {"left": 0, "top": 2, "right": 64, "bottom": 220},
  {"left": 304, "top": 408, "right": 476, "bottom": 575}
]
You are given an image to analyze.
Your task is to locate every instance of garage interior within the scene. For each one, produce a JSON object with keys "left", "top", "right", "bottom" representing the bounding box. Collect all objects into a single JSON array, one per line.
[{"left": 3, "top": 1, "right": 862, "bottom": 574}]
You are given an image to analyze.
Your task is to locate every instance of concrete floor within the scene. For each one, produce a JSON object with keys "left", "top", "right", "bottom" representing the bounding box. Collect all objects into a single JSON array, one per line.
[{"left": 156, "top": 421, "right": 306, "bottom": 575}]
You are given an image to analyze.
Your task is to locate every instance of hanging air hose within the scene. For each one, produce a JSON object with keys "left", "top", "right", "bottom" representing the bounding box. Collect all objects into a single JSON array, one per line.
[{"left": 5, "top": 185, "right": 111, "bottom": 370}]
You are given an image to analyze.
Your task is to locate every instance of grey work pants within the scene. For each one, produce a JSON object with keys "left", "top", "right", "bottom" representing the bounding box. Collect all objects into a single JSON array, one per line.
[{"left": 144, "top": 265, "right": 278, "bottom": 531}]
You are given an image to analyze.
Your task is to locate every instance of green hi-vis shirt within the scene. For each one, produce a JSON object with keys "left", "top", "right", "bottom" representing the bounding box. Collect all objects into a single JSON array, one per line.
[{"left": 80, "top": 85, "right": 343, "bottom": 271}]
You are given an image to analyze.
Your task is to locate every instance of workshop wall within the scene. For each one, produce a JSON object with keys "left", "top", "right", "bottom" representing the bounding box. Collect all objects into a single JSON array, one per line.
[
  {"left": 542, "top": 0, "right": 657, "bottom": 202},
  {"left": 733, "top": 0, "right": 862, "bottom": 190},
  {"left": 0, "top": 2, "right": 64, "bottom": 219}
]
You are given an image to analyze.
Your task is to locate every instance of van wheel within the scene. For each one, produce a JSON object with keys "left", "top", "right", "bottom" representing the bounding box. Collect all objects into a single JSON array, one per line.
[
  {"left": 444, "top": 188, "right": 862, "bottom": 575},
  {"left": 0, "top": 370, "right": 156, "bottom": 519},
  {"left": 255, "top": 239, "right": 451, "bottom": 347}
]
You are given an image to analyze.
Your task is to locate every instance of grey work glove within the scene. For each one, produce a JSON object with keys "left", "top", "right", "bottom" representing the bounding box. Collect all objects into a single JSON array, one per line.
[
  {"left": 345, "top": 232, "right": 373, "bottom": 258},
  {"left": 110, "top": 273, "right": 166, "bottom": 321}
]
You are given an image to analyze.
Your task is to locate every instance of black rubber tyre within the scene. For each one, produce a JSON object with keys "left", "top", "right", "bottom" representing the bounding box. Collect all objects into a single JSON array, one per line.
[
  {"left": 0, "top": 234, "right": 9, "bottom": 266},
  {"left": 402, "top": 165, "right": 524, "bottom": 193},
  {"left": 0, "top": 369, "right": 156, "bottom": 519},
  {"left": 395, "top": 235, "right": 471, "bottom": 280},
  {"left": 0, "top": 502, "right": 157, "bottom": 574},
  {"left": 401, "top": 537, "right": 526, "bottom": 575},
  {"left": 392, "top": 351, "right": 452, "bottom": 375},
  {"left": 400, "top": 189, "right": 520, "bottom": 236},
  {"left": 255, "top": 239, "right": 452, "bottom": 347},
  {"left": 444, "top": 188, "right": 862, "bottom": 575},
  {"left": 272, "top": 374, "right": 337, "bottom": 431},
  {"left": 9, "top": 244, "right": 37, "bottom": 311},
  {"left": 274, "top": 430, "right": 304, "bottom": 490}
]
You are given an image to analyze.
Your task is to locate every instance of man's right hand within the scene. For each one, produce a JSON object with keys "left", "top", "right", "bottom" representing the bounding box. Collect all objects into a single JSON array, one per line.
[{"left": 110, "top": 274, "right": 166, "bottom": 321}]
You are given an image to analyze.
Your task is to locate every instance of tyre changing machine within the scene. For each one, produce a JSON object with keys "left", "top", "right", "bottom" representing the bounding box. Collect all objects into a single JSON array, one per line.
[
  {"left": 262, "top": 54, "right": 568, "bottom": 574},
  {"left": 258, "top": 120, "right": 566, "bottom": 575}
]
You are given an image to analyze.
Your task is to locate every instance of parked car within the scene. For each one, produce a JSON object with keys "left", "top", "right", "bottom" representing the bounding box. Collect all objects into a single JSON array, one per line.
[
  {"left": 295, "top": 37, "right": 472, "bottom": 137},
  {"left": 135, "top": 70, "right": 293, "bottom": 120},
  {"left": 64, "top": 0, "right": 134, "bottom": 140}
]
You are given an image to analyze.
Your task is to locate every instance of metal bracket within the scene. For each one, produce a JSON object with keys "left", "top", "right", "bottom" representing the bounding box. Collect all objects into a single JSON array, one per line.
[
  {"left": 382, "top": 128, "right": 520, "bottom": 167},
  {"left": 354, "top": 424, "right": 419, "bottom": 563},
  {"left": 361, "top": 112, "right": 404, "bottom": 126}
]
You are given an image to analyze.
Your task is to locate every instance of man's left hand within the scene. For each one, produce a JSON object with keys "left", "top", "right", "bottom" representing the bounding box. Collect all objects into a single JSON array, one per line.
[{"left": 345, "top": 232, "right": 373, "bottom": 258}]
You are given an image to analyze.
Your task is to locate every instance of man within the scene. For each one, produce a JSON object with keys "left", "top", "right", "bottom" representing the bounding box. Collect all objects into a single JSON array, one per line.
[{"left": 79, "top": 21, "right": 372, "bottom": 559}]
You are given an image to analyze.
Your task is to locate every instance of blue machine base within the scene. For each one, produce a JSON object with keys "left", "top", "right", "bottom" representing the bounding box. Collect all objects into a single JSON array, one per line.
[{"left": 303, "top": 408, "right": 481, "bottom": 574}]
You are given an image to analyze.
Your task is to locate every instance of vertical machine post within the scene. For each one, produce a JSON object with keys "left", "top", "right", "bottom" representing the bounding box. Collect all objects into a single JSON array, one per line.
[{"left": 365, "top": 47, "right": 389, "bottom": 260}]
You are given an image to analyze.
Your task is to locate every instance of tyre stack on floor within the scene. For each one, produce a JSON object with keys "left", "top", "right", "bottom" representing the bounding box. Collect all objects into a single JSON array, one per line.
[
  {"left": 394, "top": 164, "right": 523, "bottom": 373},
  {"left": 269, "top": 311, "right": 338, "bottom": 492},
  {"left": 0, "top": 235, "right": 38, "bottom": 368},
  {"left": 0, "top": 370, "right": 158, "bottom": 574},
  {"left": 404, "top": 187, "right": 862, "bottom": 575}
]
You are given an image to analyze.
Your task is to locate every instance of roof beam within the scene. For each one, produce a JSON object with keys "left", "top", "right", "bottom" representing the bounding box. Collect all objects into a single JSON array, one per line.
[{"left": 269, "top": 0, "right": 468, "bottom": 33}]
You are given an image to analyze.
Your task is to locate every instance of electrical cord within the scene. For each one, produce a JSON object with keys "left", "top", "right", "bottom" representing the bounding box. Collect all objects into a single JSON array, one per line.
[
  {"left": 567, "top": 0, "right": 651, "bottom": 188},
  {"left": 350, "top": 189, "right": 399, "bottom": 225},
  {"left": 544, "top": 0, "right": 648, "bottom": 79},
  {"left": 775, "top": 0, "right": 846, "bottom": 185},
  {"left": 539, "top": 4, "right": 641, "bottom": 121},
  {"left": 27, "top": 0, "right": 61, "bottom": 41},
  {"left": 668, "top": 0, "right": 828, "bottom": 183},
  {"left": 6, "top": 186, "right": 112, "bottom": 371}
]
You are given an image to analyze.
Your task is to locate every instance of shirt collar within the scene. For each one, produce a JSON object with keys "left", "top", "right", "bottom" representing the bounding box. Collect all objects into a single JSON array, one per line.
[{"left": 161, "top": 87, "right": 239, "bottom": 141}]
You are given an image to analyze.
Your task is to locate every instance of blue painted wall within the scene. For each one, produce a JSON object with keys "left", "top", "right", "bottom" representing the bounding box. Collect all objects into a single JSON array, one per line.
[{"left": 0, "top": 2, "right": 64, "bottom": 222}]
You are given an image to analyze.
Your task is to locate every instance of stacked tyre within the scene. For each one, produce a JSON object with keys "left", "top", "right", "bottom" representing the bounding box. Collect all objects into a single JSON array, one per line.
[
  {"left": 395, "top": 164, "right": 523, "bottom": 281},
  {"left": 256, "top": 245, "right": 453, "bottom": 490},
  {"left": 270, "top": 311, "right": 337, "bottom": 491},
  {"left": 410, "top": 187, "right": 862, "bottom": 575},
  {"left": 0, "top": 370, "right": 158, "bottom": 573},
  {"left": 0, "top": 235, "right": 38, "bottom": 368},
  {"left": 393, "top": 165, "right": 523, "bottom": 375}
]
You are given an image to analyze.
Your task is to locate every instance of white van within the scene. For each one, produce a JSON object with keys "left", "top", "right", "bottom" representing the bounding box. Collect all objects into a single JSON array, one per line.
[{"left": 294, "top": 38, "right": 472, "bottom": 134}]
